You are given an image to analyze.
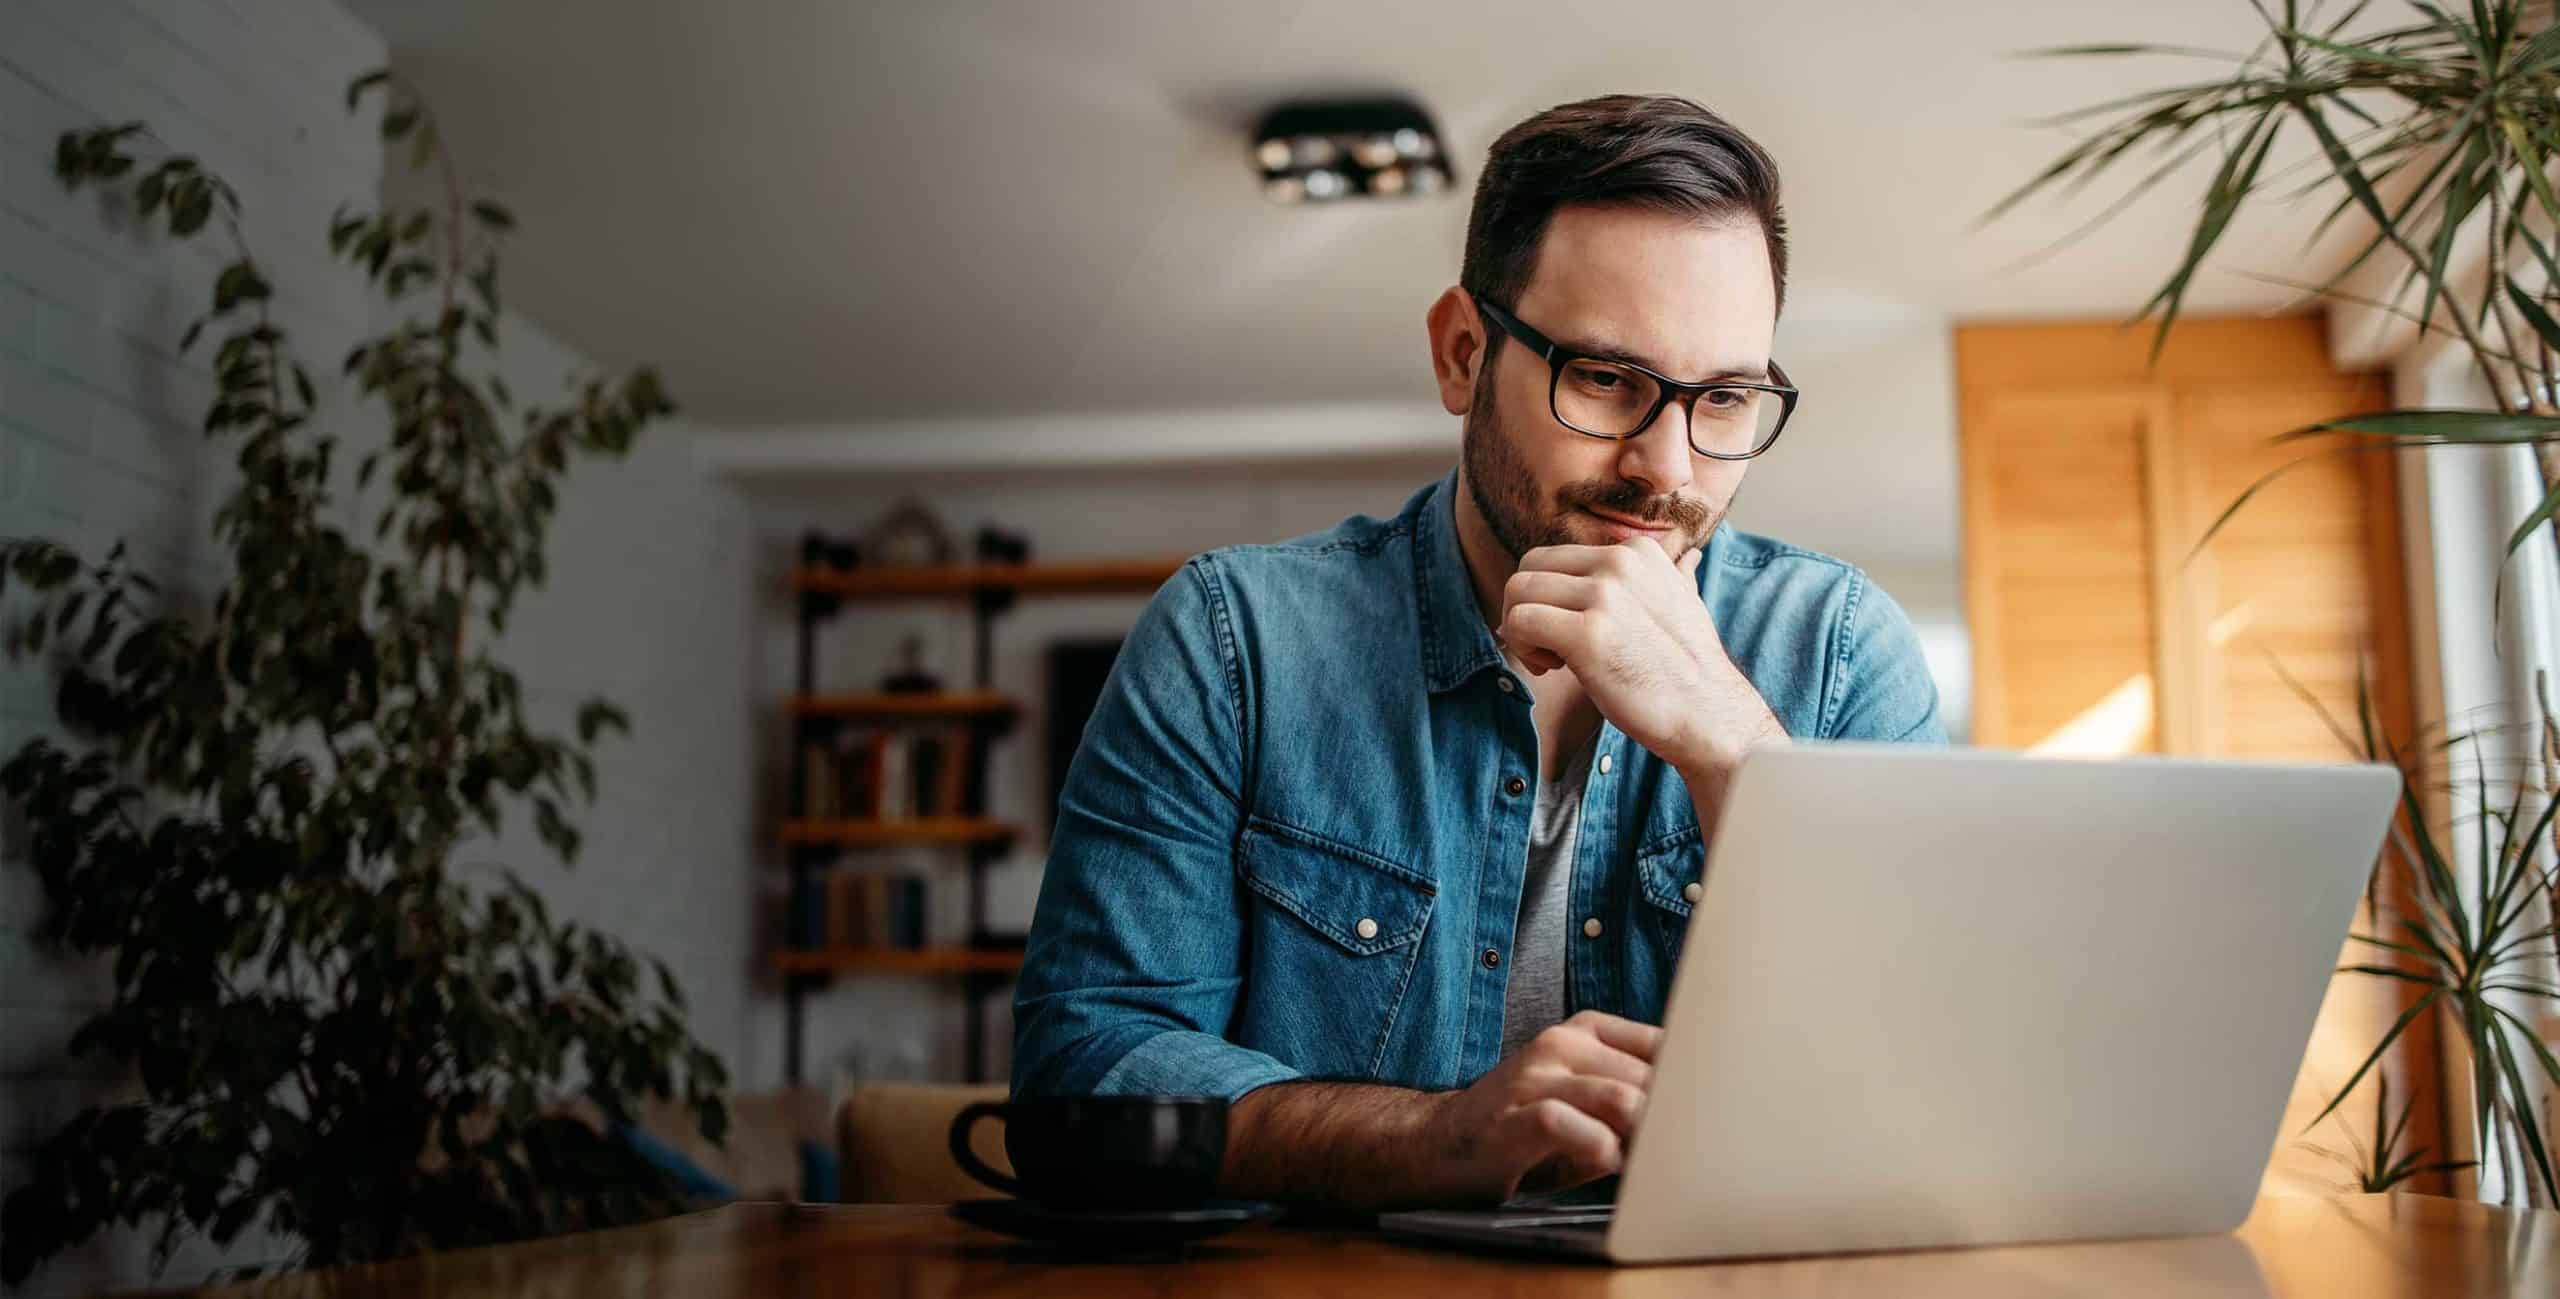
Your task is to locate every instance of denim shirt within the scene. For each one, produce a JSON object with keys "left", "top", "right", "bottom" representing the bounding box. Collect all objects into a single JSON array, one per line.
[{"left": 1012, "top": 470, "right": 1943, "bottom": 1102}]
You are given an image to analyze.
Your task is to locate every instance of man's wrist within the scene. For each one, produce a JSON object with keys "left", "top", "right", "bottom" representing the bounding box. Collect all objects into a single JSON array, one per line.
[
  {"left": 1665, "top": 668, "right": 1786, "bottom": 782},
  {"left": 1219, "top": 1080, "right": 1454, "bottom": 1209}
]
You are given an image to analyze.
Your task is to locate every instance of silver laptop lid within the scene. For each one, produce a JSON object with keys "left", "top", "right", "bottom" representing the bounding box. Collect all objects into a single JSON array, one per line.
[{"left": 1609, "top": 744, "right": 2399, "bottom": 1263}]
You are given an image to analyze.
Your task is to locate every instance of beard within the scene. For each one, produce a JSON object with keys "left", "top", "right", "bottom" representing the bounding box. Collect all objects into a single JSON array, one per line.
[{"left": 1460, "top": 366, "right": 1722, "bottom": 562}]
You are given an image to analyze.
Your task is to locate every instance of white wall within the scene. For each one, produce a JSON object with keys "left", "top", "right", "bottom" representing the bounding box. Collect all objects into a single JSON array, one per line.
[
  {"left": 463, "top": 315, "right": 756, "bottom": 1097},
  {"left": 0, "top": 2, "right": 753, "bottom": 1291}
]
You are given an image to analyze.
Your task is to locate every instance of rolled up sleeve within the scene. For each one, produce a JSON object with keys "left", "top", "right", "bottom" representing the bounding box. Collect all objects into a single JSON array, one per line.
[{"left": 1010, "top": 556, "right": 1303, "bottom": 1101}]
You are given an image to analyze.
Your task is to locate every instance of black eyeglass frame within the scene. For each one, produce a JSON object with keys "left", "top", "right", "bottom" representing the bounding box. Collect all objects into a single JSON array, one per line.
[{"left": 1473, "top": 295, "right": 1799, "bottom": 460}]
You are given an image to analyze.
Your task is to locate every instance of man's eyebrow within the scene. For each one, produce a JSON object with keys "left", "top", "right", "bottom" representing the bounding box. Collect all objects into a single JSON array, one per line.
[{"left": 1557, "top": 333, "right": 1770, "bottom": 383}]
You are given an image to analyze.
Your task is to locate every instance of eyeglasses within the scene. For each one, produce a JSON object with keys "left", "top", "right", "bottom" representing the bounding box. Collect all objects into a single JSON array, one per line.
[{"left": 1474, "top": 295, "right": 1797, "bottom": 460}]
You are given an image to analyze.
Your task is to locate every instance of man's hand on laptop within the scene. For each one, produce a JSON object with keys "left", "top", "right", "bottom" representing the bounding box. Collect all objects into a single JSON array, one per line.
[
  {"left": 1423, "top": 1009, "right": 1661, "bottom": 1201},
  {"left": 1217, "top": 1009, "right": 1662, "bottom": 1211}
]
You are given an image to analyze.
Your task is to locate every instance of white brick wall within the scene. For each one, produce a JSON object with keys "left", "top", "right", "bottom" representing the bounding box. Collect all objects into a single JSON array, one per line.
[
  {"left": 1, "top": 3, "right": 386, "bottom": 1289},
  {"left": 0, "top": 3, "right": 753, "bottom": 1291}
]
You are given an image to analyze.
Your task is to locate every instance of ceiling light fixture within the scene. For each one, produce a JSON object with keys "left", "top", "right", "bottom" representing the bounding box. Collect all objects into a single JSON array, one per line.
[{"left": 1252, "top": 97, "right": 1455, "bottom": 204}]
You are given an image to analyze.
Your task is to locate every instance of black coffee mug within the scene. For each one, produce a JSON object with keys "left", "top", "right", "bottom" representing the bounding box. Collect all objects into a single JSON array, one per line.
[{"left": 948, "top": 1095, "right": 1226, "bottom": 1209}]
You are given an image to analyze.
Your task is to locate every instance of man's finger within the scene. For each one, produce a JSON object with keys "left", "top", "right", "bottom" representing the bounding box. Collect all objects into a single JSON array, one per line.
[
  {"left": 1507, "top": 1098, "right": 1624, "bottom": 1192},
  {"left": 1678, "top": 545, "right": 1703, "bottom": 579},
  {"left": 1500, "top": 570, "right": 1599, "bottom": 617},
  {"left": 1496, "top": 603, "right": 1586, "bottom": 669},
  {"left": 1515, "top": 543, "right": 1623, "bottom": 575},
  {"left": 1621, "top": 532, "right": 1671, "bottom": 564},
  {"left": 1537, "top": 1030, "right": 1653, "bottom": 1091},
  {"left": 1529, "top": 1073, "right": 1647, "bottom": 1143},
  {"left": 1573, "top": 1010, "right": 1668, "bottom": 1063}
]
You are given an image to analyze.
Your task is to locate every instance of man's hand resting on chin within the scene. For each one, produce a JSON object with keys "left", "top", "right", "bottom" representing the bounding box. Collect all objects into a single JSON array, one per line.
[{"left": 1216, "top": 1009, "right": 1664, "bottom": 1211}]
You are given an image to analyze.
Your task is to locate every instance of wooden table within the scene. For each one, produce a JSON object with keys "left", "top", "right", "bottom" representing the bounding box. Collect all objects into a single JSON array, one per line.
[{"left": 200, "top": 1194, "right": 2558, "bottom": 1297}]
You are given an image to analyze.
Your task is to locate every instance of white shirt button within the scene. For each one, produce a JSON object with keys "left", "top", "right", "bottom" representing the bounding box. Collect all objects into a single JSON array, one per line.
[
  {"left": 1582, "top": 917, "right": 1603, "bottom": 939},
  {"left": 1596, "top": 754, "right": 1613, "bottom": 775},
  {"left": 1496, "top": 676, "right": 1515, "bottom": 693},
  {"left": 1355, "top": 916, "right": 1379, "bottom": 940},
  {"left": 1683, "top": 882, "right": 1702, "bottom": 904}
]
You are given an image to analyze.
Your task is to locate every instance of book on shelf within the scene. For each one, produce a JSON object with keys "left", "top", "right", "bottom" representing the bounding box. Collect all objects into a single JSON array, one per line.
[
  {"left": 937, "top": 731, "right": 973, "bottom": 820},
  {"left": 797, "top": 724, "right": 980, "bottom": 823},
  {"left": 908, "top": 732, "right": 942, "bottom": 820},
  {"left": 789, "top": 870, "right": 827, "bottom": 948},
  {"left": 877, "top": 730, "right": 911, "bottom": 820},
  {"left": 821, "top": 870, "right": 927, "bottom": 949}
]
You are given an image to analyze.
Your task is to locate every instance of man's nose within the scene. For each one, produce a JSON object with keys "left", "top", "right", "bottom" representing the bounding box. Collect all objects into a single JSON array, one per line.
[{"left": 1616, "top": 394, "right": 1700, "bottom": 496}]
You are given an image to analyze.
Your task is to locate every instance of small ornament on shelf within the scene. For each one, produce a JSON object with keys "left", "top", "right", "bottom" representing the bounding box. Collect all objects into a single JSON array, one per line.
[
  {"left": 880, "top": 634, "right": 941, "bottom": 695},
  {"left": 975, "top": 525, "right": 1030, "bottom": 567},
  {"left": 799, "top": 528, "right": 860, "bottom": 573},
  {"left": 860, "top": 498, "right": 956, "bottom": 569}
]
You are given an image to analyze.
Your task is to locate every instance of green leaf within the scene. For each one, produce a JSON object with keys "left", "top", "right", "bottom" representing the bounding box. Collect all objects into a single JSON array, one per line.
[
  {"left": 2288, "top": 409, "right": 2560, "bottom": 445},
  {"left": 2507, "top": 280, "right": 2560, "bottom": 359},
  {"left": 2305, "top": 988, "right": 2442, "bottom": 1133},
  {"left": 345, "top": 69, "right": 390, "bottom": 111},
  {"left": 2502, "top": 114, "right": 2560, "bottom": 229},
  {"left": 2486, "top": 1021, "right": 2560, "bottom": 1201},
  {"left": 575, "top": 699, "right": 630, "bottom": 744},
  {"left": 2336, "top": 962, "right": 2444, "bottom": 986},
  {"left": 2138, "top": 105, "right": 2284, "bottom": 361}
]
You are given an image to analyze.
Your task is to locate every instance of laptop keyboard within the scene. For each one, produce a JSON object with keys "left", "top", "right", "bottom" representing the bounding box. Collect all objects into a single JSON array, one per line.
[{"left": 1481, "top": 1207, "right": 1615, "bottom": 1230}]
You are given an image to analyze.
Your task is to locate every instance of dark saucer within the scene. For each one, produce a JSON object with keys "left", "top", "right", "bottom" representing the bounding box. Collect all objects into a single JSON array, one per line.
[{"left": 948, "top": 1198, "right": 1281, "bottom": 1250}]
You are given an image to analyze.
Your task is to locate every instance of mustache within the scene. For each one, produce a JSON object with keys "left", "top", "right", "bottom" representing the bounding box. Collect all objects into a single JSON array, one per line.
[{"left": 1557, "top": 480, "right": 1712, "bottom": 532}]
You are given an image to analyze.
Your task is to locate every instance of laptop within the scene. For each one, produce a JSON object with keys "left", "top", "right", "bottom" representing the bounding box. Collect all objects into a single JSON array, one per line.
[{"left": 1380, "top": 743, "right": 2401, "bottom": 1265}]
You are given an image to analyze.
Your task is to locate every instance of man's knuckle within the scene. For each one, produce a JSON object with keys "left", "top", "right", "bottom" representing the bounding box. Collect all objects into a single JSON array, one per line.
[{"left": 1530, "top": 1099, "right": 1576, "bottom": 1135}]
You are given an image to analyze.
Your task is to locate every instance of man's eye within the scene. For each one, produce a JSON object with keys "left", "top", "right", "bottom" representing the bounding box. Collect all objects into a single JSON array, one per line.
[{"left": 1702, "top": 388, "right": 1750, "bottom": 411}]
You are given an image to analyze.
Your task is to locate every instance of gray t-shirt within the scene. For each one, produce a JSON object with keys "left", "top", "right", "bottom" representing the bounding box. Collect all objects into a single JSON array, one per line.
[{"left": 1499, "top": 733, "right": 1596, "bottom": 1059}]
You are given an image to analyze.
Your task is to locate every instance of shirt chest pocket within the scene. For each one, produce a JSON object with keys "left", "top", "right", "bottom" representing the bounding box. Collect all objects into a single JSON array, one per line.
[
  {"left": 1234, "top": 817, "right": 1435, "bottom": 1076},
  {"left": 1626, "top": 825, "right": 1706, "bottom": 1020}
]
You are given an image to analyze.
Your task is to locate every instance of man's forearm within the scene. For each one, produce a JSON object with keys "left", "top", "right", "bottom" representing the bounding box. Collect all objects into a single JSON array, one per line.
[{"left": 1218, "top": 1080, "right": 1451, "bottom": 1211}]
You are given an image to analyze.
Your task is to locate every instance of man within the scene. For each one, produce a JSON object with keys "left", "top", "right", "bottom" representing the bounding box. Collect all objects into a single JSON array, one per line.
[{"left": 1011, "top": 94, "right": 1942, "bottom": 1212}]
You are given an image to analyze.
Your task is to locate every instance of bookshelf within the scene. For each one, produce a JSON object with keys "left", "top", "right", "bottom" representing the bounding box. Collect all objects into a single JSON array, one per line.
[
  {"left": 778, "top": 817, "right": 1018, "bottom": 849},
  {"left": 793, "top": 559, "right": 1182, "bottom": 600},
  {"left": 773, "top": 946, "right": 1027, "bottom": 976},
  {"left": 788, "top": 690, "right": 1020, "bottom": 723},
  {"left": 777, "top": 555, "right": 1182, "bottom": 1085}
]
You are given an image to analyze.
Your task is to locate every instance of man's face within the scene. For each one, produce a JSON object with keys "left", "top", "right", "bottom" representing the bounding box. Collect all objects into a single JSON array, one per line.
[{"left": 1458, "top": 204, "right": 1779, "bottom": 563}]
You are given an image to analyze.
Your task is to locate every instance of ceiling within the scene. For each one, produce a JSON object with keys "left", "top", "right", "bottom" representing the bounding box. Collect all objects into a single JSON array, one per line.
[{"left": 341, "top": 0, "right": 2383, "bottom": 429}]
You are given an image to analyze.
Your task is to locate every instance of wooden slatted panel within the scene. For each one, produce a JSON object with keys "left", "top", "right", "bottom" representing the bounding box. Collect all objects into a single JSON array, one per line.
[
  {"left": 2176, "top": 378, "right": 2402, "bottom": 762},
  {"left": 1961, "top": 385, "right": 2162, "bottom": 753}
]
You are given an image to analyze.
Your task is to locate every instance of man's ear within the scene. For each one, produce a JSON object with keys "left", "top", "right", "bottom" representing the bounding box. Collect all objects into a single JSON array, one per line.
[{"left": 1425, "top": 286, "right": 1484, "bottom": 418}]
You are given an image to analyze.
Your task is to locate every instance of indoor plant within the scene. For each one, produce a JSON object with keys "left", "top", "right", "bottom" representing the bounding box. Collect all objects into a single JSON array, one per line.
[
  {"left": 0, "top": 71, "right": 727, "bottom": 1283},
  {"left": 1994, "top": 0, "right": 2560, "bottom": 1204}
]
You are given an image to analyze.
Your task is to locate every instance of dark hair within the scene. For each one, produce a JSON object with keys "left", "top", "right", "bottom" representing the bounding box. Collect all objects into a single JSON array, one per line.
[{"left": 1461, "top": 94, "right": 1788, "bottom": 329}]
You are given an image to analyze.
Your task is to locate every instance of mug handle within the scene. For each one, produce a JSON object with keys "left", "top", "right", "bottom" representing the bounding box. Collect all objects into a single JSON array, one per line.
[{"left": 948, "top": 1101, "right": 1025, "bottom": 1197}]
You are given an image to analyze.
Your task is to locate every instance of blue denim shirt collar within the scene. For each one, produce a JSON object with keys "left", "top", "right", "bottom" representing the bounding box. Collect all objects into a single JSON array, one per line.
[{"left": 1414, "top": 470, "right": 1507, "bottom": 695}]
